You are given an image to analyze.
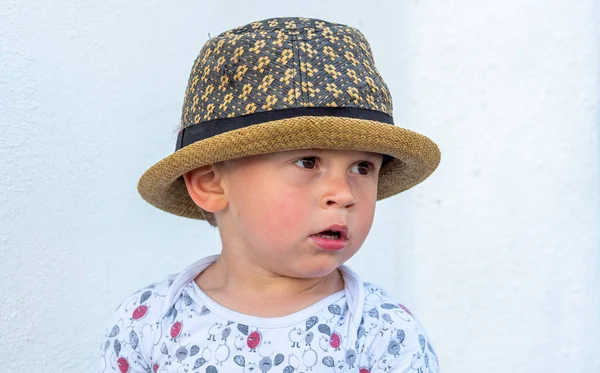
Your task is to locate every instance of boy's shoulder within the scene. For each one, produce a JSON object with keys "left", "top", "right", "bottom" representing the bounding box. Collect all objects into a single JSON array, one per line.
[
  {"left": 361, "top": 281, "right": 416, "bottom": 321},
  {"left": 100, "top": 276, "right": 179, "bottom": 372},
  {"left": 103, "top": 274, "right": 177, "bottom": 334},
  {"left": 112, "top": 275, "right": 175, "bottom": 313},
  {"left": 357, "top": 281, "right": 441, "bottom": 373}
]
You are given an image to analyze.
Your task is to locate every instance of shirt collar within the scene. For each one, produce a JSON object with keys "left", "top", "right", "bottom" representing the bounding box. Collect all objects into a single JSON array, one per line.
[{"left": 162, "top": 254, "right": 365, "bottom": 334}]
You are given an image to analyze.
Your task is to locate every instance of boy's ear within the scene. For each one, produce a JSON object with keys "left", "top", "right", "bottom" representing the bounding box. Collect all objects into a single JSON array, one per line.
[{"left": 183, "top": 165, "right": 228, "bottom": 213}]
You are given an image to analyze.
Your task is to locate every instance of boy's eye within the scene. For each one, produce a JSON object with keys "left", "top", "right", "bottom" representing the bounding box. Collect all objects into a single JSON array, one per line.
[
  {"left": 294, "top": 157, "right": 317, "bottom": 169},
  {"left": 351, "top": 161, "right": 373, "bottom": 175}
]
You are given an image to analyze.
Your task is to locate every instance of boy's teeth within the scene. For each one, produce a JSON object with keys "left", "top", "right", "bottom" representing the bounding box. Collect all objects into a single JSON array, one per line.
[{"left": 315, "top": 232, "right": 340, "bottom": 239}]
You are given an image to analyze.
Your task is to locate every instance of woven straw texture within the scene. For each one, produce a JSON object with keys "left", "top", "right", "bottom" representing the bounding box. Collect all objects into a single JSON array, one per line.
[{"left": 138, "top": 17, "right": 441, "bottom": 220}]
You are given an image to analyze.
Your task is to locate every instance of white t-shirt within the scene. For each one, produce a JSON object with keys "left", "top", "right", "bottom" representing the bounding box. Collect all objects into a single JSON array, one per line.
[{"left": 99, "top": 255, "right": 440, "bottom": 373}]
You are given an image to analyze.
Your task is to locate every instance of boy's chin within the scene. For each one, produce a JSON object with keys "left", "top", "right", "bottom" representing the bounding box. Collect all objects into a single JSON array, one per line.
[{"left": 283, "top": 257, "right": 346, "bottom": 279}]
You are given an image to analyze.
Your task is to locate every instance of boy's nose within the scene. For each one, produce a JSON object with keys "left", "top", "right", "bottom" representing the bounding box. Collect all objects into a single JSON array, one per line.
[{"left": 319, "top": 174, "right": 357, "bottom": 209}]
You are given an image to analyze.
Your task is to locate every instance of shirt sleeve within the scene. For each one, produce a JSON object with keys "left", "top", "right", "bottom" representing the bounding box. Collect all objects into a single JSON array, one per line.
[
  {"left": 99, "top": 287, "right": 161, "bottom": 373},
  {"left": 365, "top": 303, "right": 440, "bottom": 373}
]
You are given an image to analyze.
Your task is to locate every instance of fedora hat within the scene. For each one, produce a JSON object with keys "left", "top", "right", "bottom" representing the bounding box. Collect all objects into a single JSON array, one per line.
[{"left": 138, "top": 17, "right": 440, "bottom": 220}]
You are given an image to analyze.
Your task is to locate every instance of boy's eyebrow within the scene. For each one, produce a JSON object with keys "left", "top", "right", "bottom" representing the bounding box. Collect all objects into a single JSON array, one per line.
[
  {"left": 287, "top": 150, "right": 383, "bottom": 162},
  {"left": 363, "top": 153, "right": 385, "bottom": 162},
  {"left": 347, "top": 152, "right": 384, "bottom": 163}
]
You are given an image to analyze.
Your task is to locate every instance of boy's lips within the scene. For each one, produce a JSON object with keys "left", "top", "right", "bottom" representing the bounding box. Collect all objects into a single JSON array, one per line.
[{"left": 309, "top": 224, "right": 349, "bottom": 251}]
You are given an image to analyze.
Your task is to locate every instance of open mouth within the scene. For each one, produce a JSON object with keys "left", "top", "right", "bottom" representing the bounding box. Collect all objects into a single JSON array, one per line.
[
  {"left": 313, "top": 230, "right": 343, "bottom": 239},
  {"left": 310, "top": 225, "right": 348, "bottom": 251},
  {"left": 311, "top": 224, "right": 348, "bottom": 240}
]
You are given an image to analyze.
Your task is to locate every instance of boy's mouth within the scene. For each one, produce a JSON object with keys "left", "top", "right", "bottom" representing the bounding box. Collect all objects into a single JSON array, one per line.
[
  {"left": 311, "top": 224, "right": 348, "bottom": 239},
  {"left": 310, "top": 224, "right": 348, "bottom": 251},
  {"left": 313, "top": 230, "right": 343, "bottom": 239}
]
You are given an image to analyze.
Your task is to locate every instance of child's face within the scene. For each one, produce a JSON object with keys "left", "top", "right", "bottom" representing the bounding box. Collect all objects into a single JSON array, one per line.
[{"left": 211, "top": 149, "right": 382, "bottom": 278}]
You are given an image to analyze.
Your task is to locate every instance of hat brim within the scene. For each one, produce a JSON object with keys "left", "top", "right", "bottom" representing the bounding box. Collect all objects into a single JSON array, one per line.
[{"left": 137, "top": 115, "right": 440, "bottom": 219}]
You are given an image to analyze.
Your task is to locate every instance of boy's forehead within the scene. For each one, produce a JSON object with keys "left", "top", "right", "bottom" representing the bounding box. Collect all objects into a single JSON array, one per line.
[
  {"left": 224, "top": 149, "right": 383, "bottom": 167},
  {"left": 218, "top": 149, "right": 384, "bottom": 172},
  {"left": 268, "top": 149, "right": 383, "bottom": 160}
]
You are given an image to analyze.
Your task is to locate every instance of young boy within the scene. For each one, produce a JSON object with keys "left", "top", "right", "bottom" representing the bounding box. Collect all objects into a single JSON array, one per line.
[{"left": 100, "top": 17, "right": 441, "bottom": 373}]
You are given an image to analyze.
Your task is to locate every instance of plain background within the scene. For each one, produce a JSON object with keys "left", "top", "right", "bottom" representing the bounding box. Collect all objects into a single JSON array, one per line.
[{"left": 1, "top": 1, "right": 599, "bottom": 372}]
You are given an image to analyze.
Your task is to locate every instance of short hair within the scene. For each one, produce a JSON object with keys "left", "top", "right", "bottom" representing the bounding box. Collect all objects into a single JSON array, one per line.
[{"left": 201, "top": 209, "right": 218, "bottom": 227}]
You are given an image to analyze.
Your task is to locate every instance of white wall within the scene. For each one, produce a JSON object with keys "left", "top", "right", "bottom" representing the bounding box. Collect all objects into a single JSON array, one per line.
[{"left": 1, "top": 1, "right": 598, "bottom": 372}]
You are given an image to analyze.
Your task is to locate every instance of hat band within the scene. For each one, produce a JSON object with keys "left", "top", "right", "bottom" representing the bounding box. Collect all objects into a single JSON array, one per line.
[{"left": 176, "top": 107, "right": 394, "bottom": 151}]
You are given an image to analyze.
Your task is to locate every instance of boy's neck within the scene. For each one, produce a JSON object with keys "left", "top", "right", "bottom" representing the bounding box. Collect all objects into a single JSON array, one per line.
[{"left": 194, "top": 252, "right": 345, "bottom": 317}]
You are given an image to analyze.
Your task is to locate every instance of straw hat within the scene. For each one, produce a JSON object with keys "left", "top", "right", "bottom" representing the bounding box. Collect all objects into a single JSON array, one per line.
[{"left": 138, "top": 17, "right": 440, "bottom": 220}]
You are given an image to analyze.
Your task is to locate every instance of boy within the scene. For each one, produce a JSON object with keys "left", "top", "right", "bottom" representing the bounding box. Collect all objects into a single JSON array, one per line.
[{"left": 100, "top": 17, "right": 441, "bottom": 373}]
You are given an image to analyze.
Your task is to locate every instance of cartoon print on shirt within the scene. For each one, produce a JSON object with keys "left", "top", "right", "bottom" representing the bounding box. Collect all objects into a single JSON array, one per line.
[
  {"left": 411, "top": 352, "right": 424, "bottom": 373},
  {"left": 201, "top": 346, "right": 212, "bottom": 364},
  {"left": 244, "top": 362, "right": 258, "bottom": 373},
  {"left": 129, "top": 330, "right": 139, "bottom": 350},
  {"left": 181, "top": 291, "right": 193, "bottom": 309},
  {"left": 364, "top": 284, "right": 383, "bottom": 304},
  {"left": 387, "top": 339, "right": 401, "bottom": 357},
  {"left": 221, "top": 322, "right": 233, "bottom": 341},
  {"left": 333, "top": 358, "right": 350, "bottom": 373},
  {"left": 215, "top": 342, "right": 231, "bottom": 366},
  {"left": 327, "top": 304, "right": 342, "bottom": 322},
  {"left": 208, "top": 322, "right": 225, "bottom": 341},
  {"left": 237, "top": 323, "right": 249, "bottom": 335},
  {"left": 234, "top": 335, "right": 245, "bottom": 351},
  {"left": 232, "top": 346, "right": 282, "bottom": 373},
  {"left": 377, "top": 354, "right": 393, "bottom": 372},
  {"left": 170, "top": 321, "right": 182, "bottom": 341},
  {"left": 319, "top": 336, "right": 330, "bottom": 352},
  {"left": 427, "top": 341, "right": 440, "bottom": 372},
  {"left": 317, "top": 322, "right": 332, "bottom": 352},
  {"left": 165, "top": 306, "right": 178, "bottom": 324},
  {"left": 330, "top": 332, "right": 342, "bottom": 351},
  {"left": 116, "top": 356, "right": 130, "bottom": 373},
  {"left": 107, "top": 324, "right": 121, "bottom": 338},
  {"left": 131, "top": 304, "right": 149, "bottom": 321},
  {"left": 345, "top": 348, "right": 357, "bottom": 368},
  {"left": 257, "top": 340, "right": 274, "bottom": 358},
  {"left": 382, "top": 313, "right": 394, "bottom": 325},
  {"left": 302, "top": 346, "right": 318, "bottom": 371},
  {"left": 322, "top": 355, "right": 335, "bottom": 368},
  {"left": 192, "top": 356, "right": 207, "bottom": 369},
  {"left": 247, "top": 330, "right": 262, "bottom": 352},
  {"left": 368, "top": 306, "right": 389, "bottom": 336},
  {"left": 366, "top": 316, "right": 382, "bottom": 337},
  {"left": 306, "top": 316, "right": 319, "bottom": 331},
  {"left": 191, "top": 305, "right": 211, "bottom": 317},
  {"left": 175, "top": 345, "right": 188, "bottom": 362},
  {"left": 205, "top": 365, "right": 218, "bottom": 373},
  {"left": 305, "top": 331, "right": 314, "bottom": 346},
  {"left": 160, "top": 342, "right": 171, "bottom": 361},
  {"left": 122, "top": 297, "right": 138, "bottom": 313},
  {"left": 259, "top": 356, "right": 273, "bottom": 372},
  {"left": 396, "top": 329, "right": 406, "bottom": 346},
  {"left": 418, "top": 333, "right": 426, "bottom": 353},
  {"left": 287, "top": 353, "right": 300, "bottom": 371},
  {"left": 288, "top": 327, "right": 304, "bottom": 348},
  {"left": 101, "top": 266, "right": 440, "bottom": 373}
]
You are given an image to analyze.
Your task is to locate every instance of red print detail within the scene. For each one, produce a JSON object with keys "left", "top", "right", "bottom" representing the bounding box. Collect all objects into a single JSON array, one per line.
[
  {"left": 171, "top": 321, "right": 183, "bottom": 339},
  {"left": 247, "top": 331, "right": 261, "bottom": 349},
  {"left": 132, "top": 305, "right": 148, "bottom": 320},
  {"left": 359, "top": 368, "right": 370, "bottom": 373},
  {"left": 330, "top": 333, "right": 341, "bottom": 349},
  {"left": 153, "top": 363, "right": 159, "bottom": 373},
  {"left": 398, "top": 303, "right": 414, "bottom": 317},
  {"left": 117, "top": 357, "right": 130, "bottom": 373}
]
